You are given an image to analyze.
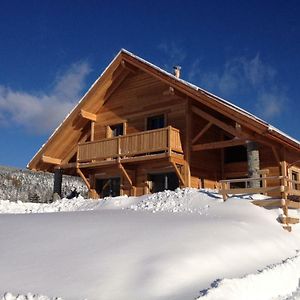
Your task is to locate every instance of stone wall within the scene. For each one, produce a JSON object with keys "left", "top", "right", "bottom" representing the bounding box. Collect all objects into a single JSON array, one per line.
[{"left": 0, "top": 165, "right": 88, "bottom": 202}]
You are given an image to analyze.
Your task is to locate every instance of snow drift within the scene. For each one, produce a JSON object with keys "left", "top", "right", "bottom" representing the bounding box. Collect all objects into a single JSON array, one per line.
[{"left": 0, "top": 189, "right": 300, "bottom": 300}]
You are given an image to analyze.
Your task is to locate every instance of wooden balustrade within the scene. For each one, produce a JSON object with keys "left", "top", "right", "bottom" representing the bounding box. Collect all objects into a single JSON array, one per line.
[
  {"left": 77, "top": 126, "right": 183, "bottom": 163},
  {"left": 219, "top": 168, "right": 300, "bottom": 201}
]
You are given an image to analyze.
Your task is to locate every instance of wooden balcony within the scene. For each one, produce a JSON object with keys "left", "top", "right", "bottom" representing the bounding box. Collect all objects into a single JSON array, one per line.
[{"left": 77, "top": 126, "right": 183, "bottom": 167}]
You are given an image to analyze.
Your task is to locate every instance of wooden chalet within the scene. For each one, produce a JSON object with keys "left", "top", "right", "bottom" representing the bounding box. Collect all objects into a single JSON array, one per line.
[{"left": 28, "top": 49, "right": 300, "bottom": 200}]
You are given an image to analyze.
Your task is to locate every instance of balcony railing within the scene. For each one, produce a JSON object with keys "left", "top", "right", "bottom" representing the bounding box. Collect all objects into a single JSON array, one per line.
[{"left": 77, "top": 126, "right": 183, "bottom": 164}]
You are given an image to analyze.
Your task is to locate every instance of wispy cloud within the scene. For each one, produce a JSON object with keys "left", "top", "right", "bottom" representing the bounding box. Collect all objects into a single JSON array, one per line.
[
  {"left": 187, "top": 54, "right": 287, "bottom": 120},
  {"left": 157, "top": 42, "right": 186, "bottom": 72},
  {"left": 0, "top": 61, "right": 91, "bottom": 134},
  {"left": 255, "top": 89, "right": 288, "bottom": 119}
]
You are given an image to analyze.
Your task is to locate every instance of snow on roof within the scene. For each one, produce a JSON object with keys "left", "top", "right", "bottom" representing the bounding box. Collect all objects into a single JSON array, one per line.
[
  {"left": 121, "top": 49, "right": 300, "bottom": 147},
  {"left": 28, "top": 49, "right": 300, "bottom": 168}
]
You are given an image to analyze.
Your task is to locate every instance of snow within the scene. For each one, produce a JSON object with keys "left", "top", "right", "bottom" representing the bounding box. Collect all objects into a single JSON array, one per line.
[
  {"left": 0, "top": 188, "right": 300, "bottom": 299},
  {"left": 1, "top": 292, "right": 63, "bottom": 300},
  {"left": 0, "top": 196, "right": 98, "bottom": 213},
  {"left": 197, "top": 253, "right": 300, "bottom": 300}
]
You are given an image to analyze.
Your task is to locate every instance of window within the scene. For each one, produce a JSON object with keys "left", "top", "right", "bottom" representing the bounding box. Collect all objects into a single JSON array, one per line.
[
  {"left": 147, "top": 114, "right": 165, "bottom": 130},
  {"left": 95, "top": 177, "right": 121, "bottom": 197},
  {"left": 148, "top": 172, "right": 179, "bottom": 193},
  {"left": 292, "top": 171, "right": 299, "bottom": 190},
  {"left": 224, "top": 145, "right": 247, "bottom": 164},
  {"left": 110, "top": 123, "right": 124, "bottom": 137}
]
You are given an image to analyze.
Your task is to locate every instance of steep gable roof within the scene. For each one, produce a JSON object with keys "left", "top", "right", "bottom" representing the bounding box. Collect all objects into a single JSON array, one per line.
[{"left": 28, "top": 49, "right": 300, "bottom": 171}]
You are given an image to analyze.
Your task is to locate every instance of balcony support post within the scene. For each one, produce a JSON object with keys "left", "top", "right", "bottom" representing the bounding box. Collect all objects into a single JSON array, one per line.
[
  {"left": 170, "top": 160, "right": 186, "bottom": 186},
  {"left": 118, "top": 163, "right": 136, "bottom": 196},
  {"left": 53, "top": 168, "right": 63, "bottom": 198},
  {"left": 76, "top": 168, "right": 97, "bottom": 199},
  {"left": 76, "top": 168, "right": 90, "bottom": 189}
]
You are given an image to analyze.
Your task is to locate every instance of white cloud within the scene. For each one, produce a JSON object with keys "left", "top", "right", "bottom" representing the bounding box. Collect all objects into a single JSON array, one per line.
[
  {"left": 157, "top": 42, "right": 186, "bottom": 71},
  {"left": 188, "top": 54, "right": 287, "bottom": 120},
  {"left": 0, "top": 61, "right": 91, "bottom": 134},
  {"left": 255, "top": 90, "right": 288, "bottom": 119},
  {"left": 197, "top": 54, "right": 276, "bottom": 96}
]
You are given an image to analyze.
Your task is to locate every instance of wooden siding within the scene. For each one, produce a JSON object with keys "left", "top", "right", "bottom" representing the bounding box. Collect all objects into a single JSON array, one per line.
[{"left": 94, "top": 72, "right": 187, "bottom": 141}]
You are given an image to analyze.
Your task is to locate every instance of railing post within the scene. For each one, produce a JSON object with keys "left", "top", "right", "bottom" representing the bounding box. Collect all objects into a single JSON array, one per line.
[
  {"left": 280, "top": 161, "right": 288, "bottom": 200},
  {"left": 260, "top": 169, "right": 269, "bottom": 195},
  {"left": 280, "top": 161, "right": 289, "bottom": 217},
  {"left": 77, "top": 145, "right": 80, "bottom": 163},
  {"left": 287, "top": 165, "right": 292, "bottom": 191},
  {"left": 220, "top": 181, "right": 228, "bottom": 201},
  {"left": 117, "top": 137, "right": 121, "bottom": 161},
  {"left": 168, "top": 126, "right": 172, "bottom": 156}
]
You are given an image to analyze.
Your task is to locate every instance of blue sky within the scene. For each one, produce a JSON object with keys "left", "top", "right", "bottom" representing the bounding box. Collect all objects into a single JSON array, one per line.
[{"left": 0, "top": 0, "right": 299, "bottom": 168}]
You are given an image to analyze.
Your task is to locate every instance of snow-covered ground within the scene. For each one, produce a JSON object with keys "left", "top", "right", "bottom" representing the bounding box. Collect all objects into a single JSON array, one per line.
[{"left": 0, "top": 188, "right": 300, "bottom": 300}]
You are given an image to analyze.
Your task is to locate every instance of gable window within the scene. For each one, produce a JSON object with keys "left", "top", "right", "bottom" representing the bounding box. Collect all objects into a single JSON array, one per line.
[
  {"left": 110, "top": 123, "right": 124, "bottom": 137},
  {"left": 147, "top": 114, "right": 165, "bottom": 130}
]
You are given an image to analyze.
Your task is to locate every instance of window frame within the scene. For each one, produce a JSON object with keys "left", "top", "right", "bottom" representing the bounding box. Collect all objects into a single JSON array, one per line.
[
  {"left": 145, "top": 113, "right": 167, "bottom": 131},
  {"left": 106, "top": 122, "right": 127, "bottom": 138},
  {"left": 290, "top": 167, "right": 300, "bottom": 190}
]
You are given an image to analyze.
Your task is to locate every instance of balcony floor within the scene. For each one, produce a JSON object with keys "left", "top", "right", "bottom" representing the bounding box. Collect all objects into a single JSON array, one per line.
[{"left": 77, "top": 152, "right": 184, "bottom": 169}]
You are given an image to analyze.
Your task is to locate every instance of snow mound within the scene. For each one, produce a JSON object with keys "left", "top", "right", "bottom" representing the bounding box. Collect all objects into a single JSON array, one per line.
[
  {"left": 281, "top": 288, "right": 300, "bottom": 300},
  {"left": 0, "top": 188, "right": 300, "bottom": 299},
  {"left": 197, "top": 253, "right": 300, "bottom": 300},
  {"left": 0, "top": 196, "right": 99, "bottom": 214},
  {"left": 1, "top": 292, "right": 64, "bottom": 300},
  {"left": 129, "top": 188, "right": 223, "bottom": 213},
  {"left": 0, "top": 188, "right": 225, "bottom": 214}
]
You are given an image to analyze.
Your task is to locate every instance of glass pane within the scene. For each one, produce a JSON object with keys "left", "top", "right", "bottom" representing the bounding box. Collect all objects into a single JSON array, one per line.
[{"left": 147, "top": 114, "right": 165, "bottom": 130}]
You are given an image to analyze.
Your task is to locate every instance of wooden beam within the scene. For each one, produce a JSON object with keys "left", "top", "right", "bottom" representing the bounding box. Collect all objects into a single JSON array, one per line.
[
  {"left": 80, "top": 109, "right": 97, "bottom": 122},
  {"left": 76, "top": 168, "right": 91, "bottom": 190},
  {"left": 103, "top": 69, "right": 131, "bottom": 104},
  {"left": 121, "top": 60, "right": 138, "bottom": 73},
  {"left": 42, "top": 155, "right": 62, "bottom": 165},
  {"left": 171, "top": 161, "right": 186, "bottom": 186},
  {"left": 272, "top": 146, "right": 280, "bottom": 164},
  {"left": 61, "top": 131, "right": 90, "bottom": 164},
  {"left": 118, "top": 163, "right": 133, "bottom": 186},
  {"left": 55, "top": 162, "right": 77, "bottom": 169},
  {"left": 223, "top": 186, "right": 279, "bottom": 195},
  {"left": 252, "top": 199, "right": 282, "bottom": 208},
  {"left": 192, "top": 139, "right": 246, "bottom": 151},
  {"left": 192, "top": 121, "right": 212, "bottom": 144},
  {"left": 192, "top": 106, "right": 249, "bottom": 139}
]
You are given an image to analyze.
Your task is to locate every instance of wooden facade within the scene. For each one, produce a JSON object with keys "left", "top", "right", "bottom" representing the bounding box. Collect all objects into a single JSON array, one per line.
[{"left": 28, "top": 49, "right": 300, "bottom": 199}]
